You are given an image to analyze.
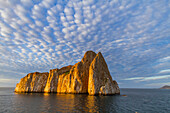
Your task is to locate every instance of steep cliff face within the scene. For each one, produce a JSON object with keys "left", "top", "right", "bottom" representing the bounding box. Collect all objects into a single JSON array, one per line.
[
  {"left": 44, "top": 65, "right": 73, "bottom": 92},
  {"left": 113, "top": 80, "right": 120, "bottom": 94},
  {"left": 64, "top": 51, "right": 96, "bottom": 93},
  {"left": 15, "top": 72, "right": 49, "bottom": 93},
  {"left": 15, "top": 51, "right": 120, "bottom": 95},
  {"left": 44, "top": 51, "right": 96, "bottom": 93},
  {"left": 88, "top": 52, "right": 120, "bottom": 95}
]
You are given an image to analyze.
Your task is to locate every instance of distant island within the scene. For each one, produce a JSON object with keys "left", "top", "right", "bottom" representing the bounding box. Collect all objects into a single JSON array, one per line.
[
  {"left": 160, "top": 85, "right": 170, "bottom": 89},
  {"left": 15, "top": 51, "right": 120, "bottom": 95}
]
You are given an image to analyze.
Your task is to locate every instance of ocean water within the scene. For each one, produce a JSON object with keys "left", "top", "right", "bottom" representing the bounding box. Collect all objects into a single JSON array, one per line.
[{"left": 0, "top": 88, "right": 170, "bottom": 113}]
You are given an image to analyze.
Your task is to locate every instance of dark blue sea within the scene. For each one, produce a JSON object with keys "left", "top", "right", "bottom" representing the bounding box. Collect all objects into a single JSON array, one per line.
[{"left": 0, "top": 88, "right": 170, "bottom": 113}]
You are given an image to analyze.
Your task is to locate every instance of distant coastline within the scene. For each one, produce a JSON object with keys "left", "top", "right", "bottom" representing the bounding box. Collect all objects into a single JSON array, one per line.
[{"left": 160, "top": 85, "right": 170, "bottom": 89}]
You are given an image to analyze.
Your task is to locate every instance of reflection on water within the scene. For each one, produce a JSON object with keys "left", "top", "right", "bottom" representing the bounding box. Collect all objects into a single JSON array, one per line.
[
  {"left": 12, "top": 92, "right": 120, "bottom": 113},
  {"left": 1, "top": 88, "right": 170, "bottom": 113}
]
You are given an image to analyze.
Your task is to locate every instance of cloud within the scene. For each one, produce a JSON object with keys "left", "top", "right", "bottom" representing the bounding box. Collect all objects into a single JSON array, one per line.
[
  {"left": 146, "top": 82, "right": 170, "bottom": 87},
  {"left": 0, "top": 0, "right": 169, "bottom": 87},
  {"left": 123, "top": 77, "right": 145, "bottom": 80},
  {"left": 159, "top": 69, "right": 170, "bottom": 74},
  {"left": 20, "top": 0, "right": 33, "bottom": 7},
  {"left": 123, "top": 75, "right": 170, "bottom": 81},
  {"left": 159, "top": 56, "right": 170, "bottom": 62},
  {"left": 0, "top": 78, "right": 19, "bottom": 83}
]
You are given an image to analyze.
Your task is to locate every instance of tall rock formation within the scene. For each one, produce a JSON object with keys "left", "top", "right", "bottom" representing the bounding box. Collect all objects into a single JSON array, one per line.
[
  {"left": 44, "top": 51, "right": 96, "bottom": 93},
  {"left": 65, "top": 51, "right": 96, "bottom": 93},
  {"left": 44, "top": 65, "right": 73, "bottom": 92},
  {"left": 88, "top": 52, "right": 120, "bottom": 95},
  {"left": 15, "top": 51, "right": 120, "bottom": 95}
]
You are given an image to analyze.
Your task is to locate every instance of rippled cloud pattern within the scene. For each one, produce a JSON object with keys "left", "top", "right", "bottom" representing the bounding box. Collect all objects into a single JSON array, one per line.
[{"left": 0, "top": 0, "right": 169, "bottom": 87}]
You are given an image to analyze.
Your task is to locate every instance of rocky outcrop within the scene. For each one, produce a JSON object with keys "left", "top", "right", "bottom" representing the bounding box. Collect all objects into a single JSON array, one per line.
[
  {"left": 160, "top": 85, "right": 170, "bottom": 89},
  {"left": 15, "top": 51, "right": 120, "bottom": 95},
  {"left": 88, "top": 52, "right": 120, "bottom": 95},
  {"left": 15, "top": 72, "right": 49, "bottom": 93},
  {"left": 44, "top": 51, "right": 96, "bottom": 93},
  {"left": 44, "top": 65, "right": 73, "bottom": 92},
  {"left": 113, "top": 80, "right": 120, "bottom": 94},
  {"left": 64, "top": 51, "right": 97, "bottom": 93}
]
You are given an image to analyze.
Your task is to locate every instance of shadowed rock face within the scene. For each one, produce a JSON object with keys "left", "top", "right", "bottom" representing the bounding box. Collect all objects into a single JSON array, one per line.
[
  {"left": 112, "top": 80, "right": 120, "bottom": 94},
  {"left": 15, "top": 51, "right": 120, "bottom": 95}
]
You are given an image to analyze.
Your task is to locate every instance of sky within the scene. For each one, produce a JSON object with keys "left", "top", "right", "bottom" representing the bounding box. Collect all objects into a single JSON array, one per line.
[{"left": 0, "top": 0, "right": 169, "bottom": 88}]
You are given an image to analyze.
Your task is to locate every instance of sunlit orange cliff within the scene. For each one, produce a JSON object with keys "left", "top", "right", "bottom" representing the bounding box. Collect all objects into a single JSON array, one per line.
[{"left": 15, "top": 51, "right": 120, "bottom": 95}]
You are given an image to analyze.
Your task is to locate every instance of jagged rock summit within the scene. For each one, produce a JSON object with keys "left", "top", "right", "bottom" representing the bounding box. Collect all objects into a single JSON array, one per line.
[{"left": 15, "top": 51, "right": 120, "bottom": 95}]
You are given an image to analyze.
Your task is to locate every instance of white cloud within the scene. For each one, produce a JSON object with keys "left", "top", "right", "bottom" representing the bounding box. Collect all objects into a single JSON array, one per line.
[
  {"left": 82, "top": 0, "right": 94, "bottom": 6},
  {"left": 35, "top": 20, "right": 44, "bottom": 27},
  {"left": 21, "top": 0, "right": 33, "bottom": 7},
  {"left": 123, "top": 75, "right": 170, "bottom": 81},
  {"left": 159, "top": 69, "right": 170, "bottom": 74},
  {"left": 0, "top": 78, "right": 19, "bottom": 83},
  {"left": 0, "top": 0, "right": 169, "bottom": 87},
  {"left": 41, "top": 0, "right": 55, "bottom": 8},
  {"left": 66, "top": 15, "right": 74, "bottom": 21},
  {"left": 14, "top": 5, "right": 31, "bottom": 23},
  {"left": 159, "top": 56, "right": 170, "bottom": 62},
  {"left": 146, "top": 82, "right": 170, "bottom": 87},
  {"left": 64, "top": 7, "right": 74, "bottom": 15},
  {"left": 123, "top": 77, "right": 145, "bottom": 80}
]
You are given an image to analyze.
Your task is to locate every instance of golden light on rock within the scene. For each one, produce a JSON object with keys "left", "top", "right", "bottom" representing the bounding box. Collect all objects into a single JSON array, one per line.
[{"left": 15, "top": 51, "right": 120, "bottom": 95}]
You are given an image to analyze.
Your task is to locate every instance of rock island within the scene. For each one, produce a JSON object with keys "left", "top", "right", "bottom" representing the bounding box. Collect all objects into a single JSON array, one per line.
[
  {"left": 160, "top": 85, "right": 170, "bottom": 89},
  {"left": 15, "top": 51, "right": 120, "bottom": 95}
]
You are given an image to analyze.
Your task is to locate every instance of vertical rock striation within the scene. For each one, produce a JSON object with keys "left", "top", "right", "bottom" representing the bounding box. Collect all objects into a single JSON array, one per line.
[
  {"left": 15, "top": 51, "right": 120, "bottom": 95},
  {"left": 64, "top": 51, "right": 96, "bottom": 93},
  {"left": 15, "top": 72, "right": 49, "bottom": 93},
  {"left": 88, "top": 52, "right": 120, "bottom": 95},
  {"left": 44, "top": 65, "right": 73, "bottom": 93}
]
